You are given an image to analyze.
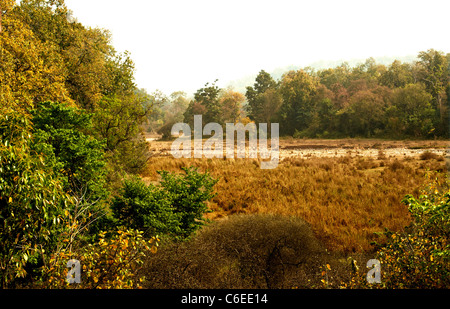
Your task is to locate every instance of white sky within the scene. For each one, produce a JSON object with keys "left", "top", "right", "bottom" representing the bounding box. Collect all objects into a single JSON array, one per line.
[{"left": 64, "top": 0, "right": 450, "bottom": 96}]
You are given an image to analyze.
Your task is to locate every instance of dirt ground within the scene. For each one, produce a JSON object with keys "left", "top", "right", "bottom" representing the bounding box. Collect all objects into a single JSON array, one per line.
[{"left": 146, "top": 137, "right": 449, "bottom": 160}]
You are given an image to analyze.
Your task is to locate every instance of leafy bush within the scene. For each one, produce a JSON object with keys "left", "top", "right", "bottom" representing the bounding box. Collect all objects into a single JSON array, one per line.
[
  {"left": 348, "top": 173, "right": 449, "bottom": 288},
  {"left": 39, "top": 228, "right": 158, "bottom": 289},
  {"left": 112, "top": 167, "right": 218, "bottom": 240},
  {"left": 0, "top": 109, "right": 70, "bottom": 288},
  {"left": 158, "top": 167, "right": 218, "bottom": 238},
  {"left": 111, "top": 176, "right": 182, "bottom": 237}
]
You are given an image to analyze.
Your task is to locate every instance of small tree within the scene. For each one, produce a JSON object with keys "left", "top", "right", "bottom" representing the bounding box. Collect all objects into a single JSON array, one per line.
[
  {"left": 112, "top": 167, "right": 218, "bottom": 240},
  {"left": 158, "top": 167, "right": 218, "bottom": 239}
]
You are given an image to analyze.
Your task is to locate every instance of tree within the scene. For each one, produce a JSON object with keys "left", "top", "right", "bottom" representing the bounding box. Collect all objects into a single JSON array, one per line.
[
  {"left": 0, "top": 107, "right": 71, "bottom": 288},
  {"left": 166, "top": 91, "right": 190, "bottom": 124},
  {"left": 317, "top": 63, "right": 351, "bottom": 89},
  {"left": 278, "top": 70, "right": 318, "bottom": 135},
  {"left": 145, "top": 90, "right": 168, "bottom": 133},
  {"left": 417, "top": 49, "right": 449, "bottom": 135},
  {"left": 379, "top": 60, "right": 414, "bottom": 88},
  {"left": 388, "top": 83, "right": 435, "bottom": 137},
  {"left": 14, "top": 0, "right": 125, "bottom": 110},
  {"left": 30, "top": 101, "right": 109, "bottom": 206},
  {"left": 307, "top": 84, "right": 337, "bottom": 137},
  {"left": 219, "top": 88, "right": 245, "bottom": 124},
  {"left": 341, "top": 88, "right": 386, "bottom": 137},
  {"left": 93, "top": 90, "right": 152, "bottom": 173},
  {"left": 245, "top": 70, "right": 278, "bottom": 124},
  {"left": 0, "top": 0, "right": 71, "bottom": 111}
]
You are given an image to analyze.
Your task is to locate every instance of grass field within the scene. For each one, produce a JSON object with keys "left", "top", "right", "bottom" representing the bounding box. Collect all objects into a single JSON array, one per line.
[{"left": 141, "top": 138, "right": 448, "bottom": 253}]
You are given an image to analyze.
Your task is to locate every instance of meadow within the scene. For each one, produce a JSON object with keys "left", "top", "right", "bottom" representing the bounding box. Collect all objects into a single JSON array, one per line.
[{"left": 142, "top": 138, "right": 448, "bottom": 253}]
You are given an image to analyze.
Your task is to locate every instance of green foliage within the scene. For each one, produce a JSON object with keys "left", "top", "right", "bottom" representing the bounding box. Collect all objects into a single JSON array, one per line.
[
  {"left": 93, "top": 93, "right": 152, "bottom": 174},
  {"left": 245, "top": 70, "right": 279, "bottom": 124},
  {"left": 184, "top": 80, "right": 222, "bottom": 126},
  {"left": 0, "top": 108, "right": 71, "bottom": 288},
  {"left": 278, "top": 69, "right": 319, "bottom": 135},
  {"left": 112, "top": 167, "right": 218, "bottom": 240},
  {"left": 111, "top": 176, "right": 182, "bottom": 237},
  {"left": 11, "top": 0, "right": 152, "bottom": 175},
  {"left": 158, "top": 167, "right": 218, "bottom": 238},
  {"left": 31, "top": 102, "right": 108, "bottom": 200},
  {"left": 348, "top": 174, "right": 450, "bottom": 288},
  {"left": 240, "top": 49, "right": 449, "bottom": 139}
]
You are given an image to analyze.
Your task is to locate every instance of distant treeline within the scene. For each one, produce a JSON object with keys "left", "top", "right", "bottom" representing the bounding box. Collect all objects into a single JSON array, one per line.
[{"left": 183, "top": 50, "right": 450, "bottom": 139}]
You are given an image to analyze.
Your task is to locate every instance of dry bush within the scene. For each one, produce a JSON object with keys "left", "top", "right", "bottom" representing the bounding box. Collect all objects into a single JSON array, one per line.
[
  {"left": 388, "top": 159, "right": 406, "bottom": 171},
  {"left": 141, "top": 214, "right": 352, "bottom": 289},
  {"left": 419, "top": 151, "right": 442, "bottom": 161}
]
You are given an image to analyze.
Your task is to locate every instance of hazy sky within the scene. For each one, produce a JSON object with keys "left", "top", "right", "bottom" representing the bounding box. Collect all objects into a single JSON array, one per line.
[{"left": 64, "top": 0, "right": 450, "bottom": 96}]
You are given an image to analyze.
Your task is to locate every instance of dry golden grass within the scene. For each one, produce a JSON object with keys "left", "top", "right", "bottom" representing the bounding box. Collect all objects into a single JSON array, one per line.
[{"left": 141, "top": 139, "right": 448, "bottom": 253}]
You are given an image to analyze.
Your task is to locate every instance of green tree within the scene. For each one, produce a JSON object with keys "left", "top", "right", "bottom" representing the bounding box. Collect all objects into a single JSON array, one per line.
[
  {"left": 245, "top": 70, "right": 278, "bottom": 124},
  {"left": 30, "top": 101, "right": 108, "bottom": 206},
  {"left": 387, "top": 83, "right": 436, "bottom": 137},
  {"left": 112, "top": 167, "right": 218, "bottom": 240},
  {"left": 379, "top": 60, "right": 414, "bottom": 88},
  {"left": 278, "top": 69, "right": 318, "bottom": 135},
  {"left": 93, "top": 90, "right": 152, "bottom": 173},
  {"left": 0, "top": 108, "right": 71, "bottom": 288},
  {"left": 194, "top": 80, "right": 222, "bottom": 125},
  {"left": 417, "top": 49, "right": 449, "bottom": 136}
]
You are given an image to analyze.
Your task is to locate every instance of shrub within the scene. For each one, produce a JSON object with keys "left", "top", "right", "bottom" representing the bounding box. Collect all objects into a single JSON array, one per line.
[
  {"left": 419, "top": 151, "right": 440, "bottom": 161},
  {"left": 112, "top": 167, "right": 218, "bottom": 239},
  {"left": 111, "top": 176, "right": 182, "bottom": 237},
  {"left": 158, "top": 166, "right": 218, "bottom": 238},
  {"left": 141, "top": 214, "right": 334, "bottom": 289},
  {"left": 348, "top": 174, "right": 450, "bottom": 288},
  {"left": 38, "top": 229, "right": 158, "bottom": 289}
]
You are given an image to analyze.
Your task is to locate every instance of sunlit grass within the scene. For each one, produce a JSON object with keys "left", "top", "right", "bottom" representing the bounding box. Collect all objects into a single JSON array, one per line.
[{"left": 141, "top": 140, "right": 447, "bottom": 253}]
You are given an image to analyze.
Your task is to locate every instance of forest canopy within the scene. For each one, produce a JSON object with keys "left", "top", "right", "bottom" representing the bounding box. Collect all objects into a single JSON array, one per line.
[{"left": 183, "top": 53, "right": 450, "bottom": 139}]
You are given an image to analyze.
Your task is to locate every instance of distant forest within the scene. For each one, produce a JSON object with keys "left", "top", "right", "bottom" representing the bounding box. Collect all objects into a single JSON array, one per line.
[{"left": 180, "top": 51, "right": 450, "bottom": 139}]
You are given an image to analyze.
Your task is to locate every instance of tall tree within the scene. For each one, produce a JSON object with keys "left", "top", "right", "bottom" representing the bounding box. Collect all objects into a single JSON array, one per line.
[
  {"left": 184, "top": 80, "right": 222, "bottom": 126},
  {"left": 417, "top": 49, "right": 449, "bottom": 135},
  {"left": 387, "top": 83, "right": 435, "bottom": 137},
  {"left": 219, "top": 88, "right": 245, "bottom": 124},
  {"left": 245, "top": 70, "right": 278, "bottom": 123},
  {"left": 0, "top": 0, "right": 70, "bottom": 110},
  {"left": 278, "top": 69, "right": 318, "bottom": 135},
  {"left": 379, "top": 60, "right": 414, "bottom": 88}
]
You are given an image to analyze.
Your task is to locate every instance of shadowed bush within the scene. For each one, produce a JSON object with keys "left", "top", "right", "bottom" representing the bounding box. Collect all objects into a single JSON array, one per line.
[{"left": 141, "top": 214, "right": 344, "bottom": 289}]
